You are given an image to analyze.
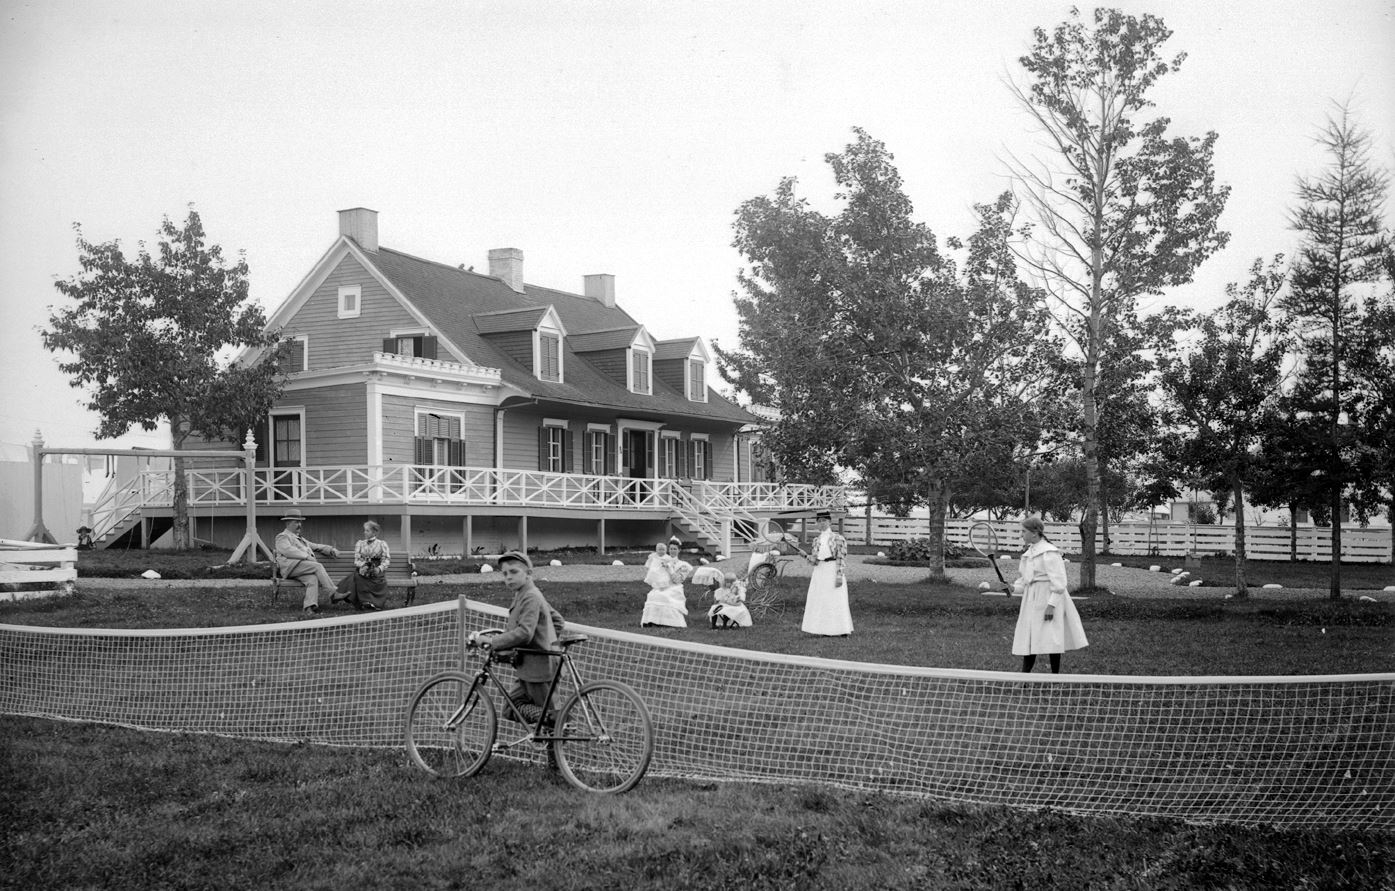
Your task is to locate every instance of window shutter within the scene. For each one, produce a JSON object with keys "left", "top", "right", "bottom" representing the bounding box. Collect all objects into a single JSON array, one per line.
[
  {"left": 620, "top": 431, "right": 630, "bottom": 474},
  {"left": 449, "top": 438, "right": 465, "bottom": 467},
  {"left": 254, "top": 418, "right": 268, "bottom": 464},
  {"left": 382, "top": 337, "right": 395, "bottom": 354},
  {"left": 679, "top": 439, "right": 689, "bottom": 479},
  {"left": 422, "top": 336, "right": 438, "bottom": 360},
  {"left": 538, "top": 427, "right": 549, "bottom": 472},
  {"left": 565, "top": 429, "right": 574, "bottom": 473},
  {"left": 645, "top": 432, "right": 655, "bottom": 478},
  {"left": 605, "top": 434, "right": 616, "bottom": 475},
  {"left": 704, "top": 442, "right": 712, "bottom": 480},
  {"left": 414, "top": 436, "right": 432, "bottom": 465}
]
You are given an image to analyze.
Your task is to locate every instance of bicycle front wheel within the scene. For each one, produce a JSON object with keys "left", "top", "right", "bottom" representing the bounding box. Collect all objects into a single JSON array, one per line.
[
  {"left": 553, "top": 680, "right": 654, "bottom": 794},
  {"left": 404, "top": 671, "right": 495, "bottom": 778}
]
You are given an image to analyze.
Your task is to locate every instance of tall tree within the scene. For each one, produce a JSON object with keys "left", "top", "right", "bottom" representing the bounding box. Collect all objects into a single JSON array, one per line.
[
  {"left": 1007, "top": 7, "right": 1231, "bottom": 588},
  {"left": 1155, "top": 256, "right": 1291, "bottom": 597},
  {"left": 720, "top": 130, "right": 1060, "bottom": 577},
  {"left": 1283, "top": 103, "right": 1390, "bottom": 597},
  {"left": 43, "top": 209, "right": 285, "bottom": 549}
]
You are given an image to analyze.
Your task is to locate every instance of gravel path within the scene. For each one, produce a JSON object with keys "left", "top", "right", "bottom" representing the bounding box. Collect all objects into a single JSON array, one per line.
[{"left": 67, "top": 554, "right": 1394, "bottom": 601}]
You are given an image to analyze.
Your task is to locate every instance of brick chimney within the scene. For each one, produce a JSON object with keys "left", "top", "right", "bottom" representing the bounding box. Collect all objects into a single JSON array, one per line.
[
  {"left": 584, "top": 273, "right": 616, "bottom": 308},
  {"left": 488, "top": 248, "right": 525, "bottom": 293},
  {"left": 337, "top": 207, "right": 379, "bottom": 252}
]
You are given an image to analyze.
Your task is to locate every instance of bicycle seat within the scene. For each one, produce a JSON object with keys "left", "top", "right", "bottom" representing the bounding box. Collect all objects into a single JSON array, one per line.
[{"left": 558, "top": 632, "right": 589, "bottom": 648}]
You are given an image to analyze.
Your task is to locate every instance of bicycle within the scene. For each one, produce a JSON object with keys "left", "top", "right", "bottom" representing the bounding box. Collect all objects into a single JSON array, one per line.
[{"left": 404, "top": 608, "right": 655, "bottom": 794}]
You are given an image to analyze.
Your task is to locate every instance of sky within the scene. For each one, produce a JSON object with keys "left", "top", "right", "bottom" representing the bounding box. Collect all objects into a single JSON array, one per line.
[{"left": 2, "top": 0, "right": 1392, "bottom": 458}]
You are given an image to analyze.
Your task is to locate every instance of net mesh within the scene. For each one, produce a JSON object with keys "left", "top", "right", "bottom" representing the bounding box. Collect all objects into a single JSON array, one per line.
[{"left": 2, "top": 600, "right": 1391, "bottom": 829}]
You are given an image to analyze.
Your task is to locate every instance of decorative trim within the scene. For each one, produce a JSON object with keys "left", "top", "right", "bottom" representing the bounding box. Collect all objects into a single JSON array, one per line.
[{"left": 542, "top": 417, "right": 569, "bottom": 428}]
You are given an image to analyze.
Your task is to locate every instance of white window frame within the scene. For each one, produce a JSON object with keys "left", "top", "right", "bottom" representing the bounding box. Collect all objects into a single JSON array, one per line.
[
  {"left": 628, "top": 347, "right": 653, "bottom": 395},
  {"left": 660, "top": 431, "right": 681, "bottom": 479},
  {"left": 337, "top": 284, "right": 362, "bottom": 319},
  {"left": 535, "top": 327, "right": 564, "bottom": 383},
  {"left": 390, "top": 328, "right": 431, "bottom": 358},
  {"left": 687, "top": 357, "right": 707, "bottom": 402},
  {"left": 415, "top": 409, "right": 466, "bottom": 466},
  {"left": 268, "top": 406, "right": 307, "bottom": 468}
]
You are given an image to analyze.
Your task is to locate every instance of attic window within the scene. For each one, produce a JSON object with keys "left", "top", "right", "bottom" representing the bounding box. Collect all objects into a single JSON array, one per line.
[
  {"left": 383, "top": 332, "right": 438, "bottom": 360},
  {"left": 538, "top": 331, "right": 562, "bottom": 382},
  {"left": 338, "top": 285, "right": 361, "bottom": 319},
  {"left": 629, "top": 347, "right": 652, "bottom": 395},
  {"left": 687, "top": 358, "right": 707, "bottom": 402}
]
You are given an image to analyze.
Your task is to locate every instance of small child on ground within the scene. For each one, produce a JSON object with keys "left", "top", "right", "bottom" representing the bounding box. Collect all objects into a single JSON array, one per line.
[
  {"left": 707, "top": 571, "right": 753, "bottom": 629},
  {"left": 476, "top": 550, "right": 566, "bottom": 726}
]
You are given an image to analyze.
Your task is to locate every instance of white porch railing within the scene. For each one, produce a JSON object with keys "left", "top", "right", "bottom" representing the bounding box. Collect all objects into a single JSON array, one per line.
[{"left": 104, "top": 465, "right": 843, "bottom": 519}]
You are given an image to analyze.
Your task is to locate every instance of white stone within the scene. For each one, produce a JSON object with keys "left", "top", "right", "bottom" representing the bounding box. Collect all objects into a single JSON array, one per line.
[
  {"left": 140, "top": 569, "right": 160, "bottom": 579},
  {"left": 877, "top": 551, "right": 886, "bottom": 558},
  {"left": 1170, "top": 576, "right": 1186, "bottom": 585},
  {"left": 1111, "top": 562, "right": 1122, "bottom": 567},
  {"left": 1149, "top": 565, "right": 1161, "bottom": 572},
  {"left": 479, "top": 564, "right": 492, "bottom": 573},
  {"left": 977, "top": 581, "right": 990, "bottom": 590},
  {"left": 699, "top": 557, "right": 710, "bottom": 565},
  {"left": 549, "top": 559, "right": 562, "bottom": 567},
  {"left": 1360, "top": 595, "right": 1377, "bottom": 603},
  {"left": 716, "top": 554, "right": 726, "bottom": 561},
  {"left": 1224, "top": 593, "right": 1233, "bottom": 600},
  {"left": 611, "top": 560, "right": 624, "bottom": 566},
  {"left": 1262, "top": 583, "right": 1282, "bottom": 589},
  {"left": 1188, "top": 579, "right": 1203, "bottom": 587},
  {"left": 1171, "top": 568, "right": 1184, "bottom": 575},
  {"left": 1384, "top": 586, "right": 1395, "bottom": 593}
]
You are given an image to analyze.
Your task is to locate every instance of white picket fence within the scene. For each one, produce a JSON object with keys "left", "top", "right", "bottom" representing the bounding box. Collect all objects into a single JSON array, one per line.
[
  {"left": 0, "top": 538, "right": 78, "bottom": 600},
  {"left": 834, "top": 517, "right": 1393, "bottom": 563}
]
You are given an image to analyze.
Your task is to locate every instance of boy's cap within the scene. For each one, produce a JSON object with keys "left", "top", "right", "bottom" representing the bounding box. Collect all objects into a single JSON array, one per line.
[{"left": 497, "top": 550, "right": 532, "bottom": 570}]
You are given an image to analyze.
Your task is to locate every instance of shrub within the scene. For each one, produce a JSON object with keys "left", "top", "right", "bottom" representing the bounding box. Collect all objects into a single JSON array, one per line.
[{"left": 887, "top": 538, "right": 968, "bottom": 564}]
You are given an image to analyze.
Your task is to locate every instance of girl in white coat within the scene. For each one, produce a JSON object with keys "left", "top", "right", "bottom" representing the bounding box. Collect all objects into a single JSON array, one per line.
[{"left": 1011, "top": 516, "right": 1088, "bottom": 673}]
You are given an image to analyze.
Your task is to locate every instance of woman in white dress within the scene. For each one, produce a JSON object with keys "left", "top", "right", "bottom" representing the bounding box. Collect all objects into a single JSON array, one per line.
[
  {"left": 1011, "top": 515, "right": 1088, "bottom": 673},
  {"left": 641, "top": 538, "right": 691, "bottom": 627},
  {"left": 802, "top": 511, "right": 853, "bottom": 636}
]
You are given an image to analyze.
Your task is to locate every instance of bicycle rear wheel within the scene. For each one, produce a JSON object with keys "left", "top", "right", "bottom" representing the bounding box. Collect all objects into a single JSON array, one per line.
[
  {"left": 553, "top": 680, "right": 654, "bottom": 794},
  {"left": 404, "top": 671, "right": 495, "bottom": 778}
]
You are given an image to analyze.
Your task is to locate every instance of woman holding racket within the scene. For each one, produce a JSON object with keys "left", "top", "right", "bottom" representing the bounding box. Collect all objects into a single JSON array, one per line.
[
  {"left": 1011, "top": 515, "right": 1088, "bottom": 673},
  {"left": 802, "top": 510, "right": 853, "bottom": 636}
]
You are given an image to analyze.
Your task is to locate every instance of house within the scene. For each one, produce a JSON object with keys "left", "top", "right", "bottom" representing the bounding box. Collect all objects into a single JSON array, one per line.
[{"left": 86, "top": 208, "right": 841, "bottom": 557}]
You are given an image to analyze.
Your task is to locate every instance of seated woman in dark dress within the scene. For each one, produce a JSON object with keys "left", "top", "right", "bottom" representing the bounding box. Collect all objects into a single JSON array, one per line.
[{"left": 333, "top": 520, "right": 391, "bottom": 611}]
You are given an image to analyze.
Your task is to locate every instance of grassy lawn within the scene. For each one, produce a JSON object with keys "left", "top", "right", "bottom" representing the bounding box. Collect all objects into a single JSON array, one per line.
[
  {"left": 3, "top": 715, "right": 1391, "bottom": 891},
  {"left": 1095, "top": 553, "right": 1395, "bottom": 590},
  {"left": 5, "top": 559, "right": 1394, "bottom": 889},
  {"left": 3, "top": 579, "right": 1391, "bottom": 677}
]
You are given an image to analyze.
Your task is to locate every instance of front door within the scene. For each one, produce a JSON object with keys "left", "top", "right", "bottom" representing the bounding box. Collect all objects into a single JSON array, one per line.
[{"left": 623, "top": 429, "right": 653, "bottom": 504}]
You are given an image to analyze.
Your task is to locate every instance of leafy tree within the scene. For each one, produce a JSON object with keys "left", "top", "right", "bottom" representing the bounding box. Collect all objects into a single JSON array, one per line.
[
  {"left": 42, "top": 209, "right": 285, "bottom": 549},
  {"left": 1347, "top": 247, "right": 1395, "bottom": 560},
  {"left": 1283, "top": 103, "right": 1390, "bottom": 597},
  {"left": 1155, "top": 256, "right": 1290, "bottom": 597},
  {"left": 720, "top": 130, "right": 1060, "bottom": 577},
  {"left": 1007, "top": 7, "right": 1231, "bottom": 589}
]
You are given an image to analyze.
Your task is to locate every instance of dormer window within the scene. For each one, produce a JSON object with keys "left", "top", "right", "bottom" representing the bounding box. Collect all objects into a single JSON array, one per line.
[
  {"left": 538, "top": 329, "right": 563, "bottom": 382},
  {"left": 337, "top": 285, "right": 361, "bottom": 319},
  {"left": 687, "top": 358, "right": 707, "bottom": 402},
  {"left": 630, "top": 347, "right": 652, "bottom": 395}
]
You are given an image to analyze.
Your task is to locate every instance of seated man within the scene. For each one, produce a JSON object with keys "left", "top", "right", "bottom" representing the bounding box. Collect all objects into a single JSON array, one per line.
[{"left": 274, "top": 508, "right": 340, "bottom": 616}]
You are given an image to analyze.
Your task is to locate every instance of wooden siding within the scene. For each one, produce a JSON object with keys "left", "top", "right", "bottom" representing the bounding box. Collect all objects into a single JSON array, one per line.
[
  {"left": 304, "top": 384, "right": 367, "bottom": 465},
  {"left": 653, "top": 357, "right": 686, "bottom": 395},
  {"left": 580, "top": 348, "right": 627, "bottom": 387},
  {"left": 382, "top": 395, "right": 493, "bottom": 465},
  {"left": 283, "top": 255, "right": 424, "bottom": 370},
  {"left": 484, "top": 331, "right": 533, "bottom": 371}
]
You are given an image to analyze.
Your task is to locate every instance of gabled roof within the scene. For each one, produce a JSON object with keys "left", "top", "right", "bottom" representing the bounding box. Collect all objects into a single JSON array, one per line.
[
  {"left": 568, "top": 326, "right": 643, "bottom": 353},
  {"left": 366, "top": 247, "right": 758, "bottom": 425},
  {"left": 473, "top": 306, "right": 555, "bottom": 335},
  {"left": 654, "top": 337, "right": 710, "bottom": 362}
]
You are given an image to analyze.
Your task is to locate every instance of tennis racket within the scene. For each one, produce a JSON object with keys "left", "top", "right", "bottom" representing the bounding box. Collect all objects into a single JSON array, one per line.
[
  {"left": 757, "top": 518, "right": 808, "bottom": 558},
  {"left": 969, "top": 522, "right": 1011, "bottom": 594}
]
